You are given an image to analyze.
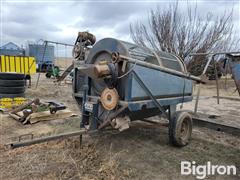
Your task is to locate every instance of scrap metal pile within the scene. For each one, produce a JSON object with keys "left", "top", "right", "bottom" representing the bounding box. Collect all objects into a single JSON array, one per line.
[{"left": 8, "top": 98, "right": 66, "bottom": 124}]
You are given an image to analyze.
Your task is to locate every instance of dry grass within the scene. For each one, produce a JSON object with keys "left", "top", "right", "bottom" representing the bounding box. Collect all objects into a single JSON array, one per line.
[
  {"left": 0, "top": 137, "right": 133, "bottom": 180},
  {"left": 1, "top": 74, "right": 240, "bottom": 179}
]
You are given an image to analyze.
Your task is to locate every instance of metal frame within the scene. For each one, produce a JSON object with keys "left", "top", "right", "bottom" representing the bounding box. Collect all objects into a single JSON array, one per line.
[
  {"left": 35, "top": 40, "right": 75, "bottom": 88},
  {"left": 132, "top": 71, "right": 168, "bottom": 118},
  {"left": 190, "top": 51, "right": 240, "bottom": 113},
  {"left": 118, "top": 54, "right": 204, "bottom": 83},
  {"left": 7, "top": 130, "right": 87, "bottom": 149}
]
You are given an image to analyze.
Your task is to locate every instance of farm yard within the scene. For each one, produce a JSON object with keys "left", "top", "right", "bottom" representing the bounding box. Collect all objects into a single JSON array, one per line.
[
  {"left": 1, "top": 1, "right": 240, "bottom": 179},
  {"left": 0, "top": 74, "right": 239, "bottom": 180}
]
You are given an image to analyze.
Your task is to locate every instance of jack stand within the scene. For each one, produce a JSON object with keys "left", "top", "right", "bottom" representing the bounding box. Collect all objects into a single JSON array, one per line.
[{"left": 79, "top": 134, "right": 82, "bottom": 148}]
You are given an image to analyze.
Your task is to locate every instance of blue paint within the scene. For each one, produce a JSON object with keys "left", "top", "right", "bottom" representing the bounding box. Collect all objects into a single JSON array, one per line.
[
  {"left": 231, "top": 63, "right": 240, "bottom": 79},
  {"left": 230, "top": 61, "right": 240, "bottom": 95},
  {"left": 28, "top": 44, "right": 54, "bottom": 66},
  {"left": 130, "top": 65, "right": 192, "bottom": 100},
  {"left": 121, "top": 64, "right": 193, "bottom": 112},
  {"left": 74, "top": 38, "right": 194, "bottom": 119},
  {"left": 128, "top": 96, "right": 193, "bottom": 111}
]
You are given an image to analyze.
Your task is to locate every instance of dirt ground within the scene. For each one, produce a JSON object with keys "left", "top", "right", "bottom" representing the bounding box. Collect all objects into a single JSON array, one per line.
[{"left": 0, "top": 74, "right": 240, "bottom": 180}]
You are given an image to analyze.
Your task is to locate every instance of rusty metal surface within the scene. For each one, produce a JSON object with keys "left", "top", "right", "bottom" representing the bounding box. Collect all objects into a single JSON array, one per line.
[
  {"left": 56, "top": 63, "right": 74, "bottom": 82},
  {"left": 100, "top": 88, "right": 119, "bottom": 110},
  {"left": 6, "top": 130, "right": 87, "bottom": 149}
]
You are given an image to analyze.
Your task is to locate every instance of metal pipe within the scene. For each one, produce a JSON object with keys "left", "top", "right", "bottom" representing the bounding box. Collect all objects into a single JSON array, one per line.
[
  {"left": 189, "top": 51, "right": 240, "bottom": 56},
  {"left": 35, "top": 41, "right": 48, "bottom": 89},
  {"left": 140, "top": 119, "right": 169, "bottom": 126},
  {"left": 202, "top": 56, "right": 214, "bottom": 76},
  {"left": 119, "top": 54, "right": 204, "bottom": 83},
  {"left": 98, "top": 106, "right": 127, "bottom": 129},
  {"left": 194, "top": 84, "right": 201, "bottom": 114},
  {"left": 7, "top": 130, "right": 87, "bottom": 149},
  {"left": 214, "top": 60, "right": 220, "bottom": 104},
  {"left": 44, "top": 40, "right": 74, "bottom": 47}
]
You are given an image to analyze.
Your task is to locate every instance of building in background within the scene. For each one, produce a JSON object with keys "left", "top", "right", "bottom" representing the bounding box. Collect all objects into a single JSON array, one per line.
[
  {"left": 26, "top": 44, "right": 55, "bottom": 71},
  {"left": 0, "top": 42, "right": 25, "bottom": 56}
]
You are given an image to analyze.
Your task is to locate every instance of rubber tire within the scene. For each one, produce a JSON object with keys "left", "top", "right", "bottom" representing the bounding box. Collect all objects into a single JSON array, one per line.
[
  {"left": 0, "top": 73, "right": 25, "bottom": 80},
  {"left": 0, "top": 93, "right": 25, "bottom": 98},
  {"left": 169, "top": 111, "right": 192, "bottom": 147},
  {"left": 0, "top": 86, "right": 25, "bottom": 94},
  {"left": 46, "top": 72, "right": 51, "bottom": 78},
  {"left": 0, "top": 79, "right": 25, "bottom": 87}
]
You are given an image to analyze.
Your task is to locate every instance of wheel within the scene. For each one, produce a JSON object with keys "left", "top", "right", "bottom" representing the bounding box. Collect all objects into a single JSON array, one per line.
[
  {"left": 169, "top": 111, "right": 192, "bottom": 147},
  {"left": 0, "top": 86, "right": 25, "bottom": 94},
  {"left": 0, "top": 73, "right": 25, "bottom": 80},
  {"left": 0, "top": 74, "right": 26, "bottom": 98},
  {"left": 25, "top": 75, "right": 31, "bottom": 80},
  {"left": 0, "top": 79, "right": 25, "bottom": 87},
  {"left": 50, "top": 108, "right": 56, "bottom": 114},
  {"left": 46, "top": 72, "right": 51, "bottom": 78}
]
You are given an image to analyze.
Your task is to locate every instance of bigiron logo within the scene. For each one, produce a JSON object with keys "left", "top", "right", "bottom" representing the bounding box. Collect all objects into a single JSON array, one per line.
[{"left": 181, "top": 161, "right": 237, "bottom": 179}]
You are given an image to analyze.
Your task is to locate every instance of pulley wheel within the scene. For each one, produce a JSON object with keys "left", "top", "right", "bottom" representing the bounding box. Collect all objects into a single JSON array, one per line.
[
  {"left": 86, "top": 38, "right": 129, "bottom": 96},
  {"left": 72, "top": 44, "right": 81, "bottom": 59},
  {"left": 100, "top": 88, "right": 119, "bottom": 110}
]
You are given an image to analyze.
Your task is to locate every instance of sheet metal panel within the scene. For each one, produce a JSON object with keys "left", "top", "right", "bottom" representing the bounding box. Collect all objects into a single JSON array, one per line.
[
  {"left": 230, "top": 61, "right": 240, "bottom": 95},
  {"left": 0, "top": 55, "right": 36, "bottom": 75},
  {"left": 128, "top": 96, "right": 193, "bottom": 111},
  {"left": 130, "top": 65, "right": 192, "bottom": 100},
  {"left": 28, "top": 44, "right": 54, "bottom": 65}
]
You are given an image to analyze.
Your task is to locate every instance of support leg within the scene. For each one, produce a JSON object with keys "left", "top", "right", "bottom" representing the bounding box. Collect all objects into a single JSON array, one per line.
[
  {"left": 169, "top": 105, "right": 176, "bottom": 120},
  {"left": 194, "top": 84, "right": 201, "bottom": 114},
  {"left": 79, "top": 135, "right": 82, "bottom": 148}
]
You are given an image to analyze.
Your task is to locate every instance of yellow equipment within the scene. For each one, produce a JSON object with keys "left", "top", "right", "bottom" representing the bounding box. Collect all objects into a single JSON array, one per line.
[
  {"left": 0, "top": 55, "right": 36, "bottom": 75},
  {"left": 0, "top": 98, "right": 13, "bottom": 109},
  {"left": 0, "top": 97, "right": 26, "bottom": 109},
  {"left": 14, "top": 97, "right": 26, "bottom": 105}
]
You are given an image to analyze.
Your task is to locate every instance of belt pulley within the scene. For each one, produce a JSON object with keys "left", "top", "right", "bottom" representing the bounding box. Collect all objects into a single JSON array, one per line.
[
  {"left": 100, "top": 87, "right": 119, "bottom": 110},
  {"left": 104, "top": 63, "right": 118, "bottom": 88}
]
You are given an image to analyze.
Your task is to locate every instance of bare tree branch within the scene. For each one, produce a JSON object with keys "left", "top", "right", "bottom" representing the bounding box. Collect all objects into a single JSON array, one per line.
[{"left": 130, "top": 2, "right": 239, "bottom": 75}]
